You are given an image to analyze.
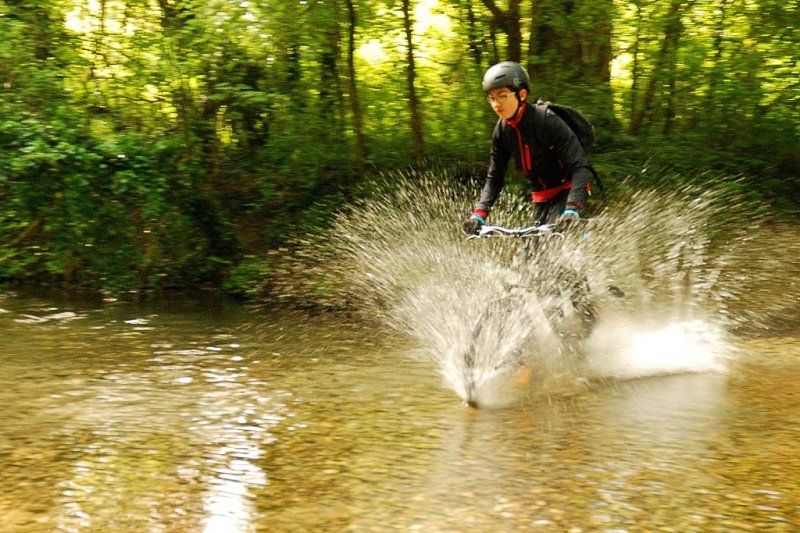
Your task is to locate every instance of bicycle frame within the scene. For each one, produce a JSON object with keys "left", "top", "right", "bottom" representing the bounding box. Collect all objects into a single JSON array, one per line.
[{"left": 461, "top": 222, "right": 595, "bottom": 407}]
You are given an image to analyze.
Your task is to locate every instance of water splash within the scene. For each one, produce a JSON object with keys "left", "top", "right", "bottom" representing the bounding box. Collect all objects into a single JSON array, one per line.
[{"left": 273, "top": 169, "right": 800, "bottom": 408}]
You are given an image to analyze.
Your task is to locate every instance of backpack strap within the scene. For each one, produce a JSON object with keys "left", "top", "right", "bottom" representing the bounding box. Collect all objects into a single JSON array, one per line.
[{"left": 531, "top": 99, "right": 550, "bottom": 149}]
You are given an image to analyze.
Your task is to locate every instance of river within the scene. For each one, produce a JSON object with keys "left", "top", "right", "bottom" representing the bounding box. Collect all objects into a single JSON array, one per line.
[{"left": 1, "top": 289, "right": 798, "bottom": 532}]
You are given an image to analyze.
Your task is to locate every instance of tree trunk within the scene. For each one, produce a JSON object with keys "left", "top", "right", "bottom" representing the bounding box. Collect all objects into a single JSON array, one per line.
[
  {"left": 156, "top": 0, "right": 187, "bottom": 31},
  {"left": 700, "top": 0, "right": 730, "bottom": 128},
  {"left": 466, "top": 1, "right": 483, "bottom": 66},
  {"left": 629, "top": 0, "right": 642, "bottom": 119},
  {"left": 402, "top": 0, "right": 425, "bottom": 164},
  {"left": 526, "top": 0, "right": 541, "bottom": 79},
  {"left": 344, "top": 0, "right": 366, "bottom": 178},
  {"left": 481, "top": 0, "right": 522, "bottom": 62},
  {"left": 628, "top": 0, "right": 693, "bottom": 135},
  {"left": 529, "top": 0, "right": 616, "bottom": 128},
  {"left": 663, "top": 72, "right": 677, "bottom": 136},
  {"left": 319, "top": 27, "right": 341, "bottom": 120}
]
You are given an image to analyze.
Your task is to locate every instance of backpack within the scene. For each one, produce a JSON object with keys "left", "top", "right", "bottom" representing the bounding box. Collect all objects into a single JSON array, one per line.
[
  {"left": 533, "top": 98, "right": 606, "bottom": 198},
  {"left": 534, "top": 99, "right": 596, "bottom": 154}
]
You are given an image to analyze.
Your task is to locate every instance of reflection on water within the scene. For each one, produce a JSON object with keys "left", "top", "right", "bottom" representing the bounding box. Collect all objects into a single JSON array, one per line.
[
  {"left": 1, "top": 291, "right": 799, "bottom": 531},
  {"left": 0, "top": 294, "right": 293, "bottom": 532}
]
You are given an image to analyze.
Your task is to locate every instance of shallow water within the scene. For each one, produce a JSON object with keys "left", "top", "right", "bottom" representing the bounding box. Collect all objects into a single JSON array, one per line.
[
  {"left": 274, "top": 173, "right": 800, "bottom": 410},
  {"left": 1, "top": 291, "right": 798, "bottom": 532}
]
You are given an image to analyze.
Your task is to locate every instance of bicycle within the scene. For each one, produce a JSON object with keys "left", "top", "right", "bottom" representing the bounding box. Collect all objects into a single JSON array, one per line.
[{"left": 462, "top": 223, "right": 598, "bottom": 407}]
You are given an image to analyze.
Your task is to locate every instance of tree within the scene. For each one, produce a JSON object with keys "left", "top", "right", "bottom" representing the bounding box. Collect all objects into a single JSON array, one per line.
[
  {"left": 402, "top": 0, "right": 425, "bottom": 163},
  {"left": 344, "top": 0, "right": 367, "bottom": 178},
  {"left": 527, "top": 0, "right": 616, "bottom": 130},
  {"left": 628, "top": 0, "right": 694, "bottom": 135},
  {"left": 481, "top": 0, "right": 523, "bottom": 62},
  {"left": 1, "top": 0, "right": 797, "bottom": 294}
]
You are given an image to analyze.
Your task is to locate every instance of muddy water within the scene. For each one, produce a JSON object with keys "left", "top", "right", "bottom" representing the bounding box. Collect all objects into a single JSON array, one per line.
[{"left": 0, "top": 292, "right": 798, "bottom": 532}]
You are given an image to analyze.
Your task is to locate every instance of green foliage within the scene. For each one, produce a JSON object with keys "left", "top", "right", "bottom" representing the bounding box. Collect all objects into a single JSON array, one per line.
[
  {"left": 0, "top": 0, "right": 797, "bottom": 298},
  {"left": 222, "top": 255, "right": 272, "bottom": 300}
]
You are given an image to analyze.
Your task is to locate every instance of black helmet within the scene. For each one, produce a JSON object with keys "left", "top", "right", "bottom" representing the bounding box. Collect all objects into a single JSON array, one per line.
[{"left": 482, "top": 61, "right": 529, "bottom": 93}]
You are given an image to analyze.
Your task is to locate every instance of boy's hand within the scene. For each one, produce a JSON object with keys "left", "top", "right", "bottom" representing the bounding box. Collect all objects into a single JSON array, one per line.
[
  {"left": 462, "top": 211, "right": 486, "bottom": 235},
  {"left": 462, "top": 216, "right": 483, "bottom": 235},
  {"left": 555, "top": 209, "right": 579, "bottom": 232}
]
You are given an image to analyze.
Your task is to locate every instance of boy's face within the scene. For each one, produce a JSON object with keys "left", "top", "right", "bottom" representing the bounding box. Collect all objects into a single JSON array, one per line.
[{"left": 486, "top": 87, "right": 527, "bottom": 120}]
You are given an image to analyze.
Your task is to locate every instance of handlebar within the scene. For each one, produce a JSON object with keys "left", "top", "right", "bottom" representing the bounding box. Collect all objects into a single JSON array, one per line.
[{"left": 467, "top": 224, "right": 564, "bottom": 240}]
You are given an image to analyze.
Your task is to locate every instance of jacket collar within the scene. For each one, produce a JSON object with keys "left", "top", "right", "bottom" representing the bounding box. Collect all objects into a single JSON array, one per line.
[{"left": 503, "top": 100, "right": 527, "bottom": 128}]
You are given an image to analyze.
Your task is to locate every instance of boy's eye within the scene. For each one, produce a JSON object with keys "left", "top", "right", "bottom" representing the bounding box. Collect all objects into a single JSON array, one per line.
[{"left": 487, "top": 93, "right": 513, "bottom": 104}]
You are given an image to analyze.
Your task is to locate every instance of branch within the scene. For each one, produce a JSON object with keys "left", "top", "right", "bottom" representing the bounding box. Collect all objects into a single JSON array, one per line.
[
  {"left": 480, "top": 0, "right": 505, "bottom": 20},
  {"left": 2, "top": 217, "right": 42, "bottom": 249}
]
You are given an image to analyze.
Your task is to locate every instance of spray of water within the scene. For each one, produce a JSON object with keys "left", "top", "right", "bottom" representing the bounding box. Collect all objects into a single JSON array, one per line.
[{"left": 273, "top": 169, "right": 800, "bottom": 408}]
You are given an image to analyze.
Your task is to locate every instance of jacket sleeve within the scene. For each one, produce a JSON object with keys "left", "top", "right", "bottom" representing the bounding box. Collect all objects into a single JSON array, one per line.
[
  {"left": 545, "top": 111, "right": 593, "bottom": 210},
  {"left": 475, "top": 121, "right": 509, "bottom": 215}
]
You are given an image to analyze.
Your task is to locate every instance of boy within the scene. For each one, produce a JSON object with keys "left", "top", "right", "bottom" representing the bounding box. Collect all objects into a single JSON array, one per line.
[{"left": 463, "top": 61, "right": 593, "bottom": 234}]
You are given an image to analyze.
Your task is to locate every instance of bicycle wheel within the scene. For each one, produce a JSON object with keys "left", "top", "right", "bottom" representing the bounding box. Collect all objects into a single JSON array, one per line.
[
  {"left": 465, "top": 292, "right": 538, "bottom": 370},
  {"left": 541, "top": 267, "right": 597, "bottom": 340}
]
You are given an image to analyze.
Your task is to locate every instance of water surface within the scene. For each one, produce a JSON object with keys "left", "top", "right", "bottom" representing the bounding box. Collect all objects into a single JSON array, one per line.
[{"left": 1, "top": 292, "right": 798, "bottom": 532}]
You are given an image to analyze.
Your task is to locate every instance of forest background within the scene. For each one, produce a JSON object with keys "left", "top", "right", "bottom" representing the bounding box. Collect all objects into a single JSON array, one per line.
[{"left": 0, "top": 0, "right": 797, "bottom": 299}]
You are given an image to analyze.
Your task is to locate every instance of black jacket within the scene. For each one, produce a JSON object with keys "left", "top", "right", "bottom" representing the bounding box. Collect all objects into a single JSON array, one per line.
[{"left": 475, "top": 101, "right": 593, "bottom": 215}]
